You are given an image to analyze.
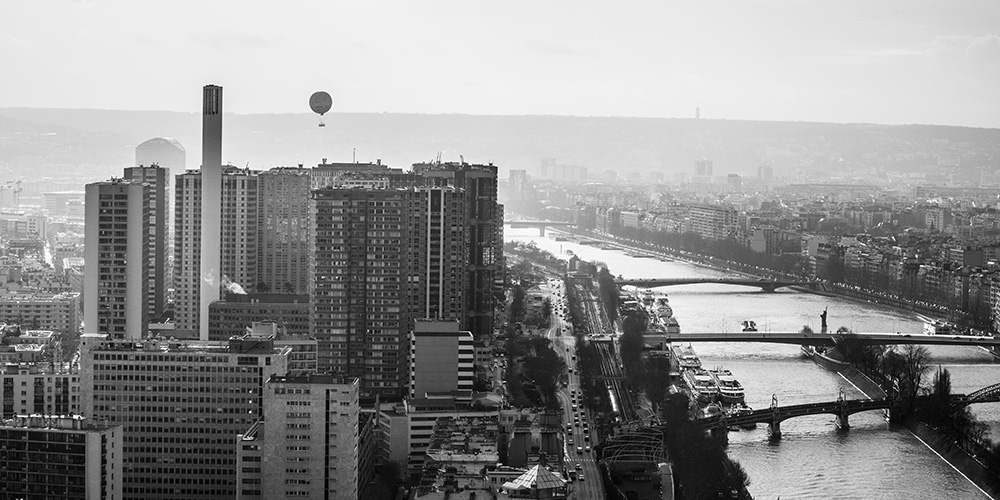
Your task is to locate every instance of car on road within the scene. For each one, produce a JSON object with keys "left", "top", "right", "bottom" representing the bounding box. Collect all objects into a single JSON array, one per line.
[
  {"left": 578, "top": 474, "right": 585, "bottom": 482},
  {"left": 575, "top": 463, "right": 582, "bottom": 471},
  {"left": 585, "top": 445, "right": 591, "bottom": 453},
  {"left": 576, "top": 447, "right": 583, "bottom": 454}
]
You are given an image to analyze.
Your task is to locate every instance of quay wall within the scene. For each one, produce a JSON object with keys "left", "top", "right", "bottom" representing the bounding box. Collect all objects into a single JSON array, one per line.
[{"left": 906, "top": 420, "right": 1000, "bottom": 500}]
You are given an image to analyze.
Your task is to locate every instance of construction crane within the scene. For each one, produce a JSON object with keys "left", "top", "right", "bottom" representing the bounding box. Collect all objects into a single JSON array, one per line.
[{"left": 435, "top": 151, "right": 442, "bottom": 165}]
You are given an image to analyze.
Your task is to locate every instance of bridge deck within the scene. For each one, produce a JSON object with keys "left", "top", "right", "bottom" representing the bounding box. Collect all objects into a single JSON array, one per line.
[{"left": 660, "top": 331, "right": 1000, "bottom": 347}]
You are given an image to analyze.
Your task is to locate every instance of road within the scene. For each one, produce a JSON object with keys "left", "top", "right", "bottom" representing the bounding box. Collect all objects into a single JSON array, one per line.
[{"left": 539, "top": 277, "right": 606, "bottom": 500}]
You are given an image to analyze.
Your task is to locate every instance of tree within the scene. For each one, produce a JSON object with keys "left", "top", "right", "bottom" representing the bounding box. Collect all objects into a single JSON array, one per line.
[{"left": 597, "top": 267, "right": 620, "bottom": 323}]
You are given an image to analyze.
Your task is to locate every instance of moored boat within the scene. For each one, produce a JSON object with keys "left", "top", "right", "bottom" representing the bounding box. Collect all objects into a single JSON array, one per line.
[
  {"left": 710, "top": 368, "right": 745, "bottom": 405},
  {"left": 672, "top": 344, "right": 702, "bottom": 370}
]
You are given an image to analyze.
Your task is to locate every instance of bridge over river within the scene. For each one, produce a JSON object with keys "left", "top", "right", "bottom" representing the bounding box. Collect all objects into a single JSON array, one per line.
[
  {"left": 616, "top": 277, "right": 818, "bottom": 292},
  {"left": 657, "top": 330, "right": 1000, "bottom": 348},
  {"left": 693, "top": 382, "right": 1000, "bottom": 440}
]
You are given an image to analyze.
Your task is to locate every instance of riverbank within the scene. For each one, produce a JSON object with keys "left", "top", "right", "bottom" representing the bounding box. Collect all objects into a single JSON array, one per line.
[
  {"left": 907, "top": 420, "right": 1000, "bottom": 500},
  {"left": 555, "top": 227, "right": 956, "bottom": 325},
  {"left": 807, "top": 347, "right": 998, "bottom": 499}
]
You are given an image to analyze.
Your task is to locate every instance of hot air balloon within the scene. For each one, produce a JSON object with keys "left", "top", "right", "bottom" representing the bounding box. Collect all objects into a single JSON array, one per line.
[{"left": 309, "top": 91, "right": 333, "bottom": 127}]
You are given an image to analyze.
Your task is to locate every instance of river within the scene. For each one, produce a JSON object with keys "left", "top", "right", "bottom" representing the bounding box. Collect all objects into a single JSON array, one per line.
[{"left": 506, "top": 227, "right": 1000, "bottom": 500}]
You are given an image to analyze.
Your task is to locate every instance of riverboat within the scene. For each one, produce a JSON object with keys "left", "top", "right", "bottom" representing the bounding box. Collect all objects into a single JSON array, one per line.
[
  {"left": 710, "top": 368, "right": 745, "bottom": 404},
  {"left": 683, "top": 368, "right": 719, "bottom": 403},
  {"left": 672, "top": 344, "right": 702, "bottom": 370},
  {"left": 922, "top": 318, "right": 956, "bottom": 336},
  {"left": 726, "top": 403, "right": 757, "bottom": 430}
]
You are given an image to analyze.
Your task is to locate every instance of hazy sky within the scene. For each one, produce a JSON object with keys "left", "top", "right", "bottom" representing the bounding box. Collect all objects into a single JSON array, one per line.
[{"left": 2, "top": 1, "right": 998, "bottom": 127}]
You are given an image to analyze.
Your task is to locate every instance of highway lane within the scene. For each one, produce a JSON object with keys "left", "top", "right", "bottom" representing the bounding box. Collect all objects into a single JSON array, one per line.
[{"left": 542, "top": 277, "right": 605, "bottom": 500}]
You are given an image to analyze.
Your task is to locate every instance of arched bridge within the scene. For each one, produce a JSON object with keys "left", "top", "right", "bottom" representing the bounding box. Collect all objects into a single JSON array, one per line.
[
  {"left": 951, "top": 382, "right": 1000, "bottom": 408},
  {"left": 697, "top": 394, "right": 893, "bottom": 439},
  {"left": 616, "top": 277, "right": 817, "bottom": 292},
  {"left": 694, "top": 382, "right": 1000, "bottom": 440}
]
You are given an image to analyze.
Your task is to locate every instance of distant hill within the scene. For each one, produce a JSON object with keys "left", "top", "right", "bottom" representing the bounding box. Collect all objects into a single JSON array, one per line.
[{"left": 1, "top": 107, "right": 998, "bottom": 183}]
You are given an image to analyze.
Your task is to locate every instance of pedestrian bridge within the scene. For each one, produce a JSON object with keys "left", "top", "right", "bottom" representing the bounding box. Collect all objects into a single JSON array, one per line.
[
  {"left": 659, "top": 331, "right": 1000, "bottom": 347},
  {"left": 616, "top": 277, "right": 817, "bottom": 292}
]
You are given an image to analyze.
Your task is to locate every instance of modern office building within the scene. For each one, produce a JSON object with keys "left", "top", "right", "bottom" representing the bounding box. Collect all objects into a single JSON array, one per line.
[
  {"left": 257, "top": 166, "right": 310, "bottom": 294},
  {"left": 124, "top": 164, "right": 170, "bottom": 319},
  {"left": 235, "top": 374, "right": 360, "bottom": 500},
  {"left": 201, "top": 84, "right": 224, "bottom": 339},
  {"left": 84, "top": 179, "right": 150, "bottom": 338},
  {"left": 310, "top": 187, "right": 412, "bottom": 399},
  {"left": 409, "top": 319, "right": 474, "bottom": 399},
  {"left": 412, "top": 162, "right": 502, "bottom": 340},
  {"left": 0, "top": 414, "right": 123, "bottom": 500},
  {"left": 79, "top": 333, "right": 290, "bottom": 500}
]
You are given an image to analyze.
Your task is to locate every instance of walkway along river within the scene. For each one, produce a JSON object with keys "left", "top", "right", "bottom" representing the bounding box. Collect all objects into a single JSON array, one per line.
[{"left": 506, "top": 226, "right": 1000, "bottom": 500}]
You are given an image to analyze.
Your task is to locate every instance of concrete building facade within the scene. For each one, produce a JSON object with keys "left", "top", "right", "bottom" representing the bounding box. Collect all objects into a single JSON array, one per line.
[
  {"left": 79, "top": 333, "right": 290, "bottom": 500},
  {"left": 0, "top": 414, "right": 122, "bottom": 500},
  {"left": 124, "top": 164, "right": 170, "bottom": 319},
  {"left": 409, "top": 319, "right": 474, "bottom": 399},
  {"left": 235, "top": 375, "right": 360, "bottom": 500},
  {"left": 257, "top": 167, "right": 312, "bottom": 294},
  {"left": 84, "top": 179, "right": 150, "bottom": 338}
]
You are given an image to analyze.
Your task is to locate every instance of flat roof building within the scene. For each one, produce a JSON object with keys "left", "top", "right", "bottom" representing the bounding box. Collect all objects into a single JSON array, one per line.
[
  {"left": 0, "top": 414, "right": 123, "bottom": 500},
  {"left": 236, "top": 374, "right": 360, "bottom": 500},
  {"left": 79, "top": 333, "right": 290, "bottom": 500}
]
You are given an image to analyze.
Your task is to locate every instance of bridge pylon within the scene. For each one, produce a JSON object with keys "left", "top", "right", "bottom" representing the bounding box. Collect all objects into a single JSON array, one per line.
[
  {"left": 769, "top": 394, "right": 782, "bottom": 439},
  {"left": 836, "top": 389, "right": 850, "bottom": 430}
]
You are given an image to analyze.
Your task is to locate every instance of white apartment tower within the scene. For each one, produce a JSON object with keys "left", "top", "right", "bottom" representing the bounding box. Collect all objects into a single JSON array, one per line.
[
  {"left": 124, "top": 164, "right": 169, "bottom": 319},
  {"left": 84, "top": 179, "right": 149, "bottom": 338},
  {"left": 236, "top": 375, "right": 360, "bottom": 500}
]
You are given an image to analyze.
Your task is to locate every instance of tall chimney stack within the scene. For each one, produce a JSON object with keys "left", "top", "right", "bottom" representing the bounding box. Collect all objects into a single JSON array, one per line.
[{"left": 200, "top": 84, "right": 223, "bottom": 339}]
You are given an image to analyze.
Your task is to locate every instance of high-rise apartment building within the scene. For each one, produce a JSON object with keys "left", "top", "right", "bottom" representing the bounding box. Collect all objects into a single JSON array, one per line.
[
  {"left": 310, "top": 188, "right": 412, "bottom": 399},
  {"left": 175, "top": 165, "right": 259, "bottom": 336},
  {"left": 221, "top": 166, "right": 259, "bottom": 293},
  {"left": 257, "top": 167, "right": 311, "bottom": 294},
  {"left": 124, "top": 164, "right": 169, "bottom": 319},
  {"left": 79, "top": 333, "right": 290, "bottom": 500},
  {"left": 235, "top": 374, "right": 360, "bottom": 500},
  {"left": 84, "top": 179, "right": 150, "bottom": 338},
  {"left": 407, "top": 186, "right": 467, "bottom": 320},
  {"left": 174, "top": 170, "right": 200, "bottom": 333},
  {"left": 201, "top": 84, "right": 223, "bottom": 339},
  {"left": 412, "top": 162, "right": 502, "bottom": 340},
  {"left": 0, "top": 414, "right": 123, "bottom": 500}
]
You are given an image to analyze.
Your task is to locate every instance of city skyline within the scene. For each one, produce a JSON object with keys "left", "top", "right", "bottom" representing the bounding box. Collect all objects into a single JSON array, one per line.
[{"left": 1, "top": 1, "right": 998, "bottom": 128}]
